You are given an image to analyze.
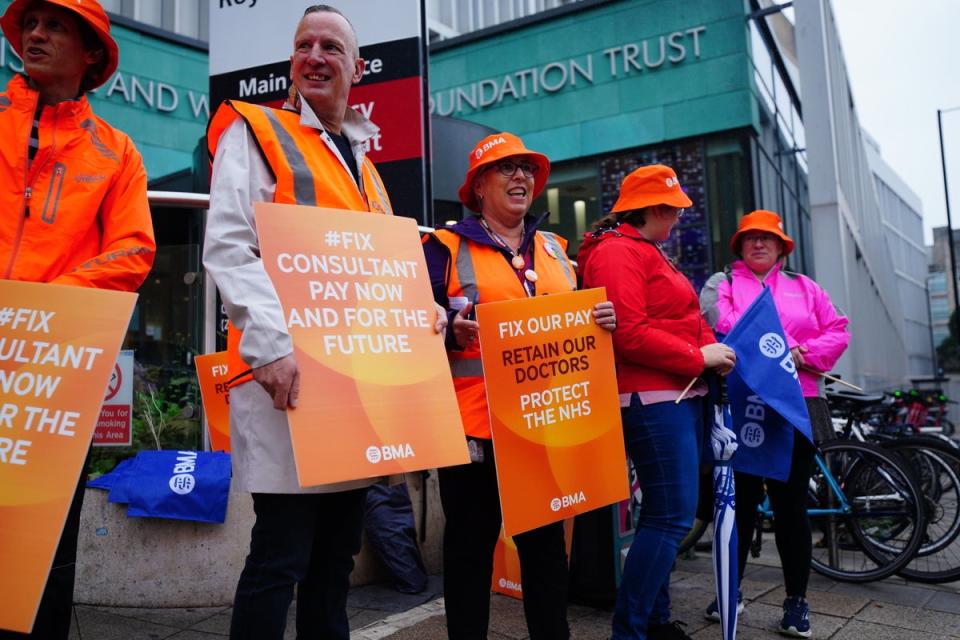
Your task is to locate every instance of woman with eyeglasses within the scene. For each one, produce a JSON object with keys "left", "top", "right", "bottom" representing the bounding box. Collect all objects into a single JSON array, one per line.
[
  {"left": 577, "top": 165, "right": 736, "bottom": 640},
  {"left": 698, "top": 210, "right": 849, "bottom": 638},
  {"left": 421, "top": 132, "right": 615, "bottom": 640}
]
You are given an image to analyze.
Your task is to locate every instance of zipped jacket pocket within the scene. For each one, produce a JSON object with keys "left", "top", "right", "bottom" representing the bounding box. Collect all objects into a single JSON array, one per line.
[{"left": 41, "top": 162, "right": 67, "bottom": 224}]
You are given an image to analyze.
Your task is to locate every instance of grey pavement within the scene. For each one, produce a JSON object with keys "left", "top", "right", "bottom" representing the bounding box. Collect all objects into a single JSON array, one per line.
[{"left": 66, "top": 544, "right": 960, "bottom": 639}]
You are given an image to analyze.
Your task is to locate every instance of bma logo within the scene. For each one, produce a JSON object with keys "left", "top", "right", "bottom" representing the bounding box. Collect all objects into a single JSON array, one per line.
[
  {"left": 365, "top": 443, "right": 415, "bottom": 464},
  {"left": 498, "top": 578, "right": 522, "bottom": 592},
  {"left": 169, "top": 451, "right": 197, "bottom": 495},
  {"left": 550, "top": 491, "right": 586, "bottom": 512},
  {"left": 475, "top": 136, "right": 506, "bottom": 159},
  {"left": 740, "top": 423, "right": 765, "bottom": 448},
  {"left": 758, "top": 333, "right": 786, "bottom": 358}
]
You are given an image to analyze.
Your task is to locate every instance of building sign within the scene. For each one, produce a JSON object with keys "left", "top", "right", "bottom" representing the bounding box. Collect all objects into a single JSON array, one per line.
[
  {"left": 209, "top": 0, "right": 430, "bottom": 224},
  {"left": 93, "top": 350, "right": 134, "bottom": 447},
  {"left": 431, "top": 26, "right": 707, "bottom": 117}
]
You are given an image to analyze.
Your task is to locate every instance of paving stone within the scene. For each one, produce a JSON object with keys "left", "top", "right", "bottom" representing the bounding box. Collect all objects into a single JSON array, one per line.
[
  {"left": 347, "top": 576, "right": 444, "bottom": 612},
  {"left": 487, "top": 594, "right": 529, "bottom": 639},
  {"left": 350, "top": 608, "right": 393, "bottom": 630},
  {"left": 81, "top": 605, "right": 227, "bottom": 630},
  {"left": 739, "top": 579, "right": 779, "bottom": 602},
  {"left": 856, "top": 601, "right": 960, "bottom": 634},
  {"left": 70, "top": 606, "right": 181, "bottom": 639},
  {"left": 831, "top": 619, "right": 959, "bottom": 640},
  {"left": 381, "top": 614, "right": 448, "bottom": 639},
  {"left": 188, "top": 610, "right": 231, "bottom": 635},
  {"left": 164, "top": 632, "right": 229, "bottom": 639},
  {"left": 757, "top": 585, "right": 869, "bottom": 618},
  {"left": 830, "top": 580, "right": 935, "bottom": 608},
  {"left": 926, "top": 590, "right": 960, "bottom": 615},
  {"left": 736, "top": 600, "right": 845, "bottom": 638}
]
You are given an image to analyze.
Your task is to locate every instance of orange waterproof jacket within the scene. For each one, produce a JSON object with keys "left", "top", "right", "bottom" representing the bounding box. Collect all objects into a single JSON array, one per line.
[
  {"left": 207, "top": 100, "right": 393, "bottom": 386},
  {"left": 0, "top": 75, "right": 155, "bottom": 290},
  {"left": 426, "top": 220, "right": 577, "bottom": 438}
]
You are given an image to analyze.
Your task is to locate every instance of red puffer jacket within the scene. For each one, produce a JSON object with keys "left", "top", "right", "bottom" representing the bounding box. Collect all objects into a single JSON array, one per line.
[{"left": 577, "top": 222, "right": 715, "bottom": 393}]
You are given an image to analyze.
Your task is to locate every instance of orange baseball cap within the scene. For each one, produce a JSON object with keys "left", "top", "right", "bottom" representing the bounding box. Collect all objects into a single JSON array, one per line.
[
  {"left": 2, "top": 0, "right": 119, "bottom": 90},
  {"left": 611, "top": 164, "right": 693, "bottom": 213},
  {"left": 729, "top": 209, "right": 795, "bottom": 255},
  {"left": 457, "top": 132, "right": 550, "bottom": 212}
]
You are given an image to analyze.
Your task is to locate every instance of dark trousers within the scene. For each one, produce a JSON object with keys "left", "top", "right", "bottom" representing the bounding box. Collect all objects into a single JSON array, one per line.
[
  {"left": 229, "top": 489, "right": 367, "bottom": 640},
  {"left": 438, "top": 438, "right": 569, "bottom": 640},
  {"left": 735, "top": 435, "right": 816, "bottom": 598},
  {"left": 0, "top": 456, "right": 88, "bottom": 640}
]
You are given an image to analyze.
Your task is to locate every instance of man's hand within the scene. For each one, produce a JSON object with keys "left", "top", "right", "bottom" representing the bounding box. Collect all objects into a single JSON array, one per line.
[
  {"left": 434, "top": 302, "right": 448, "bottom": 335},
  {"left": 253, "top": 354, "right": 300, "bottom": 411},
  {"left": 592, "top": 301, "right": 617, "bottom": 332},
  {"left": 452, "top": 301, "right": 479, "bottom": 349}
]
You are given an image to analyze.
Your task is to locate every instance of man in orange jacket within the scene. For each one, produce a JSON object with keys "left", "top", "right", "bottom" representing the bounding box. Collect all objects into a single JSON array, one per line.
[{"left": 0, "top": 1, "right": 155, "bottom": 637}]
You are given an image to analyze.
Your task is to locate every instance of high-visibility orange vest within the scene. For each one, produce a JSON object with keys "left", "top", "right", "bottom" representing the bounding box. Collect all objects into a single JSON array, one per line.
[
  {"left": 207, "top": 100, "right": 393, "bottom": 387},
  {"left": 431, "top": 229, "right": 577, "bottom": 439}
]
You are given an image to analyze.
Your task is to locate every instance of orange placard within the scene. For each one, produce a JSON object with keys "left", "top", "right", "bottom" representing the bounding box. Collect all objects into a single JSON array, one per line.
[
  {"left": 0, "top": 281, "right": 136, "bottom": 634},
  {"left": 476, "top": 288, "right": 628, "bottom": 536},
  {"left": 195, "top": 351, "right": 231, "bottom": 452},
  {"left": 255, "top": 203, "right": 469, "bottom": 485}
]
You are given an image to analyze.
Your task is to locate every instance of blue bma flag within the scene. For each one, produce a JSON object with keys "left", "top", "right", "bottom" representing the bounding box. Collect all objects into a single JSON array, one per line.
[{"left": 723, "top": 287, "right": 811, "bottom": 482}]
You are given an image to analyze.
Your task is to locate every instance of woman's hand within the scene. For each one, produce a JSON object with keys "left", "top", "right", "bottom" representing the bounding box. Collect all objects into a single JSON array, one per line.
[
  {"left": 791, "top": 345, "right": 808, "bottom": 368},
  {"left": 452, "top": 301, "right": 480, "bottom": 348},
  {"left": 701, "top": 343, "right": 736, "bottom": 376},
  {"left": 592, "top": 301, "right": 616, "bottom": 332}
]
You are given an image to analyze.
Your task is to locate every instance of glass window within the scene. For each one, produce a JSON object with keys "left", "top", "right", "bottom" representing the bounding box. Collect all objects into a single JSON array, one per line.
[
  {"left": 706, "top": 135, "right": 751, "bottom": 269},
  {"left": 750, "top": 22, "right": 774, "bottom": 102},
  {"left": 135, "top": 0, "right": 162, "bottom": 27},
  {"left": 529, "top": 159, "right": 600, "bottom": 257},
  {"left": 100, "top": 0, "right": 122, "bottom": 13},
  {"left": 929, "top": 273, "right": 947, "bottom": 293},
  {"left": 176, "top": 0, "right": 201, "bottom": 39}
]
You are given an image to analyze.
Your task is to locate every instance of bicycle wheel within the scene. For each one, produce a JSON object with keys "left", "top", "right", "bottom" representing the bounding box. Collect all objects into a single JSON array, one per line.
[
  {"left": 880, "top": 438, "right": 960, "bottom": 583},
  {"left": 809, "top": 440, "right": 926, "bottom": 582}
]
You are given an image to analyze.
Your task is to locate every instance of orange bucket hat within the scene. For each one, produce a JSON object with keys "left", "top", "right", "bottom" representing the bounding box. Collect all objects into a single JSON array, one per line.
[
  {"left": 611, "top": 164, "right": 693, "bottom": 213},
  {"left": 729, "top": 209, "right": 795, "bottom": 255},
  {"left": 2, "top": 0, "right": 119, "bottom": 90},
  {"left": 457, "top": 132, "right": 550, "bottom": 213}
]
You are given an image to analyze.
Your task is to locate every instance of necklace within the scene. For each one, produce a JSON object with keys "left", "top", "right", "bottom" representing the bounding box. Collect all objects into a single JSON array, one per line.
[
  {"left": 479, "top": 217, "right": 538, "bottom": 295},
  {"left": 480, "top": 217, "right": 528, "bottom": 270}
]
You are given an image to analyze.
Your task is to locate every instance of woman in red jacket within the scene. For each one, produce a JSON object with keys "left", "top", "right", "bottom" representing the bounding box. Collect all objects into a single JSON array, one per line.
[{"left": 578, "top": 165, "right": 735, "bottom": 640}]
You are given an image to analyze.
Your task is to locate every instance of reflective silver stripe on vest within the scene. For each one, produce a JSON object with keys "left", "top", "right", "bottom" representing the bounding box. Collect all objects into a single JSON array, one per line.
[
  {"left": 450, "top": 358, "right": 484, "bottom": 377},
  {"left": 260, "top": 106, "right": 317, "bottom": 205},
  {"left": 365, "top": 162, "right": 393, "bottom": 215},
  {"left": 540, "top": 232, "right": 576, "bottom": 289},
  {"left": 456, "top": 236, "right": 479, "bottom": 302}
]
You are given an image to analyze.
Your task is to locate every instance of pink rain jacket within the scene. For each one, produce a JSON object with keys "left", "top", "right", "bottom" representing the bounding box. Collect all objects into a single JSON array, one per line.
[{"left": 714, "top": 260, "right": 850, "bottom": 397}]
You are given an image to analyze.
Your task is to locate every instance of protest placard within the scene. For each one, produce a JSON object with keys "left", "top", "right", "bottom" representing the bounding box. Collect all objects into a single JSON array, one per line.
[
  {"left": 194, "top": 351, "right": 231, "bottom": 452},
  {"left": 476, "top": 288, "right": 627, "bottom": 536},
  {"left": 0, "top": 281, "right": 136, "bottom": 633},
  {"left": 255, "top": 203, "right": 468, "bottom": 485}
]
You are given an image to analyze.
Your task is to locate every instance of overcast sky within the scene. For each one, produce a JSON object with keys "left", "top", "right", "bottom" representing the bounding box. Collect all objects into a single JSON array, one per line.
[{"left": 831, "top": 0, "right": 960, "bottom": 246}]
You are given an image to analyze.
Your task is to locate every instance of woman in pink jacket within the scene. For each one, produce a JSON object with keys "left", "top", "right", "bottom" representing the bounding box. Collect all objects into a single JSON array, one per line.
[{"left": 700, "top": 210, "right": 849, "bottom": 638}]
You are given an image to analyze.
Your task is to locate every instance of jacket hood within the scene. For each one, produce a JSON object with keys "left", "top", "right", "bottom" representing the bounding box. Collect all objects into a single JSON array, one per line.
[{"left": 576, "top": 221, "right": 644, "bottom": 276}]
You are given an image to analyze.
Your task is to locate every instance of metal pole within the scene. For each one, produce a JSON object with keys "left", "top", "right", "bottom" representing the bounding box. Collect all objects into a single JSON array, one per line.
[{"left": 940, "top": 109, "right": 960, "bottom": 335}]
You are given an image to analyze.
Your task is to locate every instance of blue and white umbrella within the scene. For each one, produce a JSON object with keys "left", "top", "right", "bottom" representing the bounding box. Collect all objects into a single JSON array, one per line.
[{"left": 711, "top": 406, "right": 739, "bottom": 640}]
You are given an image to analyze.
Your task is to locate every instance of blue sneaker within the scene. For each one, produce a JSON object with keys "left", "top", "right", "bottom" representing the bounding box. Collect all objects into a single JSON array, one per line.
[
  {"left": 779, "top": 596, "right": 811, "bottom": 638},
  {"left": 704, "top": 591, "right": 744, "bottom": 622}
]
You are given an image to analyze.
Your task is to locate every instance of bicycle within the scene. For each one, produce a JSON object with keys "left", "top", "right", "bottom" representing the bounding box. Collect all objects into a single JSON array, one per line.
[{"left": 679, "top": 437, "right": 927, "bottom": 583}]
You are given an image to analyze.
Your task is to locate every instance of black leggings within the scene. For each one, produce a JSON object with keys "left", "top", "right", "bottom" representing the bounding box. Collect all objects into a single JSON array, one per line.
[{"left": 734, "top": 435, "right": 816, "bottom": 598}]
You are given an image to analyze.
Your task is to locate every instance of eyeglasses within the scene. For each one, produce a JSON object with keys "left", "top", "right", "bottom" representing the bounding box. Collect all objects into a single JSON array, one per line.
[
  {"left": 742, "top": 233, "right": 779, "bottom": 244},
  {"left": 492, "top": 160, "right": 539, "bottom": 178}
]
